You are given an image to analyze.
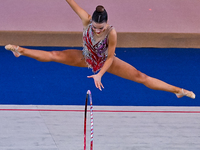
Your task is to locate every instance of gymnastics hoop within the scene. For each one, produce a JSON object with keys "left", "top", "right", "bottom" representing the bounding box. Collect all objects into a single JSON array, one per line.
[{"left": 84, "top": 90, "right": 94, "bottom": 150}]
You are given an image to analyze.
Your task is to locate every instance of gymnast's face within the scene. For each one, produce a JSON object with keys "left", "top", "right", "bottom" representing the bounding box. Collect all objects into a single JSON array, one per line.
[{"left": 91, "top": 21, "right": 107, "bottom": 35}]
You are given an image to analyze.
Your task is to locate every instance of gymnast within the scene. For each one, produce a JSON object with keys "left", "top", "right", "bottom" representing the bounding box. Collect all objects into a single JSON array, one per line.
[{"left": 5, "top": 0, "right": 195, "bottom": 99}]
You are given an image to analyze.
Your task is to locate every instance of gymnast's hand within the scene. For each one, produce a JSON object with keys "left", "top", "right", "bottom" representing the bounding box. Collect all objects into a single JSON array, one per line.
[{"left": 87, "top": 74, "right": 104, "bottom": 91}]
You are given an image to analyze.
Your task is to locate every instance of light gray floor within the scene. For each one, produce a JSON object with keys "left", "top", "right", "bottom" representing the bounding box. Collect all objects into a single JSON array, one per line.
[{"left": 0, "top": 105, "right": 200, "bottom": 150}]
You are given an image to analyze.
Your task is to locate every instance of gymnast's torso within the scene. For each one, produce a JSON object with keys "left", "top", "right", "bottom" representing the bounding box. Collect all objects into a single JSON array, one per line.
[{"left": 82, "top": 23, "right": 114, "bottom": 73}]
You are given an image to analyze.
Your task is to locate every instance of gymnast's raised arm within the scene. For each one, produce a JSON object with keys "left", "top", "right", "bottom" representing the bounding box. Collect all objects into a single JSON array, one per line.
[{"left": 65, "top": 0, "right": 91, "bottom": 27}]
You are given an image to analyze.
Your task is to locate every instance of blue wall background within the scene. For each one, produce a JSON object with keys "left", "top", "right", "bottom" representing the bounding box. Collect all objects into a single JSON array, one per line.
[{"left": 0, "top": 46, "right": 199, "bottom": 106}]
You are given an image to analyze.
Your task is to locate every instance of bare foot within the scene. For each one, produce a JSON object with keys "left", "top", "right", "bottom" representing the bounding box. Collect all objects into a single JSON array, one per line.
[
  {"left": 5, "top": 44, "right": 21, "bottom": 57},
  {"left": 176, "top": 88, "right": 195, "bottom": 99}
]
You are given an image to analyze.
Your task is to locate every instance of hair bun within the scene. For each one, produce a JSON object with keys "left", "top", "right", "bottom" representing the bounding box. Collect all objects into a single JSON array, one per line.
[
  {"left": 92, "top": 5, "right": 108, "bottom": 23},
  {"left": 96, "top": 5, "right": 105, "bottom": 13}
]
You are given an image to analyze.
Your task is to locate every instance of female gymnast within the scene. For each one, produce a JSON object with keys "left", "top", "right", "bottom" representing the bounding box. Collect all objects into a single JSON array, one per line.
[{"left": 5, "top": 0, "right": 195, "bottom": 99}]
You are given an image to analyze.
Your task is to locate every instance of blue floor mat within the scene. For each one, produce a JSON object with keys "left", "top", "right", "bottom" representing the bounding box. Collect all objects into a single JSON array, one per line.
[{"left": 0, "top": 46, "right": 199, "bottom": 106}]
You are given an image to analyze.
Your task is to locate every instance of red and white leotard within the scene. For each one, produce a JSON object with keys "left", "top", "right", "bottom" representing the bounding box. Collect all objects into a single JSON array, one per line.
[{"left": 82, "top": 23, "right": 113, "bottom": 73}]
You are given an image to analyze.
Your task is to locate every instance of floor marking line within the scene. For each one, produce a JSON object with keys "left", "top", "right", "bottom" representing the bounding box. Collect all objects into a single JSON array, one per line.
[{"left": 0, "top": 109, "right": 200, "bottom": 113}]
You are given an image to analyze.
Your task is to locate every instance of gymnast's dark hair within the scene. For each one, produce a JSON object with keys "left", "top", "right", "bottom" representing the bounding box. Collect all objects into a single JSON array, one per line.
[{"left": 92, "top": 5, "right": 108, "bottom": 23}]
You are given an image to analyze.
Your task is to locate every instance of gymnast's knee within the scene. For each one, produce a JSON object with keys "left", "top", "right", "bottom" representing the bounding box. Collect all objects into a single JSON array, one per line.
[
  {"left": 134, "top": 71, "right": 149, "bottom": 84},
  {"left": 50, "top": 51, "right": 60, "bottom": 61},
  {"left": 50, "top": 51, "right": 73, "bottom": 63},
  {"left": 50, "top": 51, "right": 78, "bottom": 65}
]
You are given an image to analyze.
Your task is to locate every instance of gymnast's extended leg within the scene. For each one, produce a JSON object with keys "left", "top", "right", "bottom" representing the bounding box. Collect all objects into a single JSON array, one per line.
[
  {"left": 107, "top": 57, "right": 195, "bottom": 99},
  {"left": 5, "top": 45, "right": 88, "bottom": 67}
]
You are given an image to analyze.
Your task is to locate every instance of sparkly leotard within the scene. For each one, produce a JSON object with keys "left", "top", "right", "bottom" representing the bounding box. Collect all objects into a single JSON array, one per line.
[{"left": 82, "top": 23, "right": 113, "bottom": 73}]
